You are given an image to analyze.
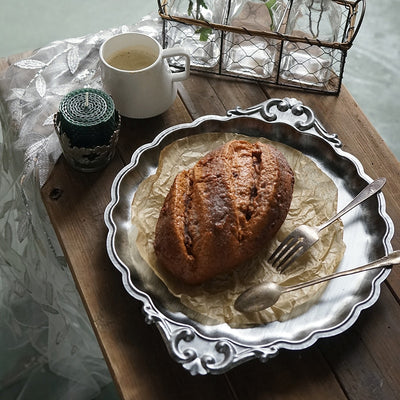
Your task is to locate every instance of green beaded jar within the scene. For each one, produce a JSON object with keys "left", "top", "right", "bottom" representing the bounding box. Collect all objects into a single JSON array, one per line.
[{"left": 54, "top": 88, "right": 120, "bottom": 172}]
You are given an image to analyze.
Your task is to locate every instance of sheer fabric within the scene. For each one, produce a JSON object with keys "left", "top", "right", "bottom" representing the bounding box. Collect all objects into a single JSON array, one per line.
[{"left": 0, "top": 15, "right": 161, "bottom": 399}]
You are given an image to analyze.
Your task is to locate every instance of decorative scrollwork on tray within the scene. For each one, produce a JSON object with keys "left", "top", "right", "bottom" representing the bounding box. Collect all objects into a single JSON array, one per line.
[
  {"left": 228, "top": 97, "right": 342, "bottom": 147},
  {"left": 166, "top": 327, "right": 281, "bottom": 375},
  {"left": 142, "top": 310, "right": 281, "bottom": 375},
  {"left": 313, "top": 119, "right": 342, "bottom": 147}
]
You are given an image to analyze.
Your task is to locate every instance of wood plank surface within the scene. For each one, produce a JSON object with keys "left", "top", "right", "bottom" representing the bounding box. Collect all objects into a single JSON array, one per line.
[
  {"left": 2, "top": 51, "right": 400, "bottom": 399},
  {"left": 41, "top": 74, "right": 400, "bottom": 400}
]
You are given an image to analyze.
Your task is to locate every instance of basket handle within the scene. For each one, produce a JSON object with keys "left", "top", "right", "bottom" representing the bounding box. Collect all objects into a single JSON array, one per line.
[
  {"left": 158, "top": 0, "right": 166, "bottom": 15},
  {"left": 347, "top": 0, "right": 366, "bottom": 46}
]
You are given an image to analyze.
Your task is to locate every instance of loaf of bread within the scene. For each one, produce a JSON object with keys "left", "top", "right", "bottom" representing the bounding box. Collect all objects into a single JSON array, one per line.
[{"left": 154, "top": 140, "right": 294, "bottom": 285}]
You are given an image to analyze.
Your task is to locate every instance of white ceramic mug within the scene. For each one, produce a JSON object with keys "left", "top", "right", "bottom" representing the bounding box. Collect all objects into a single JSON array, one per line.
[{"left": 99, "top": 32, "right": 190, "bottom": 119}]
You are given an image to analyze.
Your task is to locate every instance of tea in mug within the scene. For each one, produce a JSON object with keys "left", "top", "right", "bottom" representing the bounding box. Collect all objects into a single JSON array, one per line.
[{"left": 107, "top": 47, "right": 157, "bottom": 71}]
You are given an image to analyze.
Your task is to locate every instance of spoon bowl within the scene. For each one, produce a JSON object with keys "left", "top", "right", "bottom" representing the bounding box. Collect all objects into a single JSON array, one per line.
[{"left": 234, "top": 282, "right": 282, "bottom": 313}]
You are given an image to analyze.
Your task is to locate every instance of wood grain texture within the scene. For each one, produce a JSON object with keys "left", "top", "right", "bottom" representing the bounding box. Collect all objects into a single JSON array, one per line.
[{"left": 6, "top": 64, "right": 394, "bottom": 400}]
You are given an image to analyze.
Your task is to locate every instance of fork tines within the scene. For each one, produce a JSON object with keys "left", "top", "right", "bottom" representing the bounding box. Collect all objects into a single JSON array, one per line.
[{"left": 268, "top": 236, "right": 308, "bottom": 273}]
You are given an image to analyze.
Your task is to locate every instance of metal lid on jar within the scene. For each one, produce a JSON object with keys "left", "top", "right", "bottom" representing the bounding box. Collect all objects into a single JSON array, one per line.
[{"left": 58, "top": 88, "right": 118, "bottom": 148}]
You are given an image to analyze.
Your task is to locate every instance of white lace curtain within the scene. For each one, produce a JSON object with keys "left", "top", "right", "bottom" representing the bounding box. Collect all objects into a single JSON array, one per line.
[{"left": 0, "top": 15, "right": 161, "bottom": 399}]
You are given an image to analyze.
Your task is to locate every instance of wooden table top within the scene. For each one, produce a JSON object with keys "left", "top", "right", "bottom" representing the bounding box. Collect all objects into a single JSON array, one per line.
[{"left": 3, "top": 51, "right": 400, "bottom": 399}]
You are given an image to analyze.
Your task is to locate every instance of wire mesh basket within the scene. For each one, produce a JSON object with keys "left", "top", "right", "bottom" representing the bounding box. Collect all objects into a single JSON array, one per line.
[{"left": 158, "top": 0, "right": 366, "bottom": 94}]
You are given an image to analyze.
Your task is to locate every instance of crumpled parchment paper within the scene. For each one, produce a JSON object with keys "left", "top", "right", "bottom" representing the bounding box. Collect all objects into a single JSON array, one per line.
[{"left": 131, "top": 132, "right": 345, "bottom": 327}]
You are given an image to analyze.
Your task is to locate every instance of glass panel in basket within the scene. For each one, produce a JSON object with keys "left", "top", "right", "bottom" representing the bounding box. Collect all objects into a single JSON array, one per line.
[
  {"left": 279, "top": 0, "right": 343, "bottom": 88},
  {"left": 223, "top": 0, "right": 290, "bottom": 79},
  {"left": 165, "top": 0, "right": 228, "bottom": 70}
]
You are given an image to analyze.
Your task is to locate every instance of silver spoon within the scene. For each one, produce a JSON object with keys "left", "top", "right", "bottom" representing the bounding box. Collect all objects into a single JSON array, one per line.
[{"left": 234, "top": 251, "right": 400, "bottom": 313}]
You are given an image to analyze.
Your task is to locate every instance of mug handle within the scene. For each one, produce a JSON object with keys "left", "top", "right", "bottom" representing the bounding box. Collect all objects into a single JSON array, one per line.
[{"left": 161, "top": 47, "right": 191, "bottom": 82}]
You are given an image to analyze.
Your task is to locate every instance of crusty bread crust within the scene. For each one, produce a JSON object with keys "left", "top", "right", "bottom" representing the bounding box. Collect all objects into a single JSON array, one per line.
[{"left": 154, "top": 140, "right": 294, "bottom": 285}]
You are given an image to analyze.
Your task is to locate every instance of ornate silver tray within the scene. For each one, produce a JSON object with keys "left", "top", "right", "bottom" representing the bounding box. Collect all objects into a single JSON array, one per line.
[{"left": 104, "top": 98, "right": 394, "bottom": 375}]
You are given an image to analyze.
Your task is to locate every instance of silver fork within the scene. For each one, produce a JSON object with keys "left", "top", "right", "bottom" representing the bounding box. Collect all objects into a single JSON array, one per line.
[{"left": 269, "top": 177, "right": 386, "bottom": 273}]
